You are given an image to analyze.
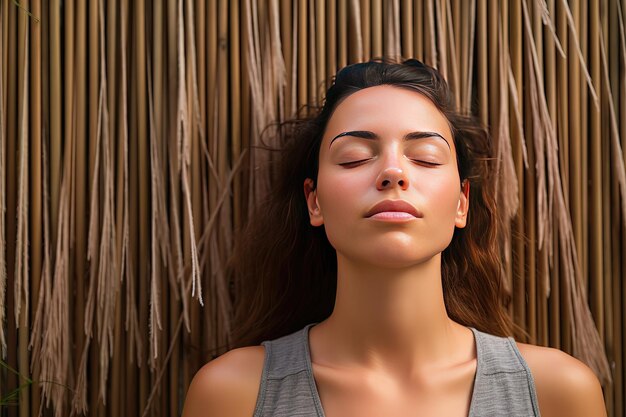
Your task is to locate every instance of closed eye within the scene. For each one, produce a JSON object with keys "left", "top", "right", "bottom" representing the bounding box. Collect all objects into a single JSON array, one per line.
[
  {"left": 410, "top": 159, "right": 442, "bottom": 167},
  {"left": 338, "top": 158, "right": 372, "bottom": 167}
]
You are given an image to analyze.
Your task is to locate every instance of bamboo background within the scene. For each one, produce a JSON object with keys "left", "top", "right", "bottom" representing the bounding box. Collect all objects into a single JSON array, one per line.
[{"left": 1, "top": 0, "right": 625, "bottom": 416}]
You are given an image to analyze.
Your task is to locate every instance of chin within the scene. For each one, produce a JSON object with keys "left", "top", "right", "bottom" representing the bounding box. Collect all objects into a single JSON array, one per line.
[
  {"left": 366, "top": 251, "right": 440, "bottom": 270},
  {"left": 328, "top": 230, "right": 452, "bottom": 269},
  {"left": 343, "top": 242, "right": 446, "bottom": 270}
]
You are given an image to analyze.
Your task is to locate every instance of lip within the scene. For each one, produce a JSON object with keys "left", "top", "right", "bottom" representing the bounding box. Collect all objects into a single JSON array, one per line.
[{"left": 364, "top": 200, "right": 423, "bottom": 219}]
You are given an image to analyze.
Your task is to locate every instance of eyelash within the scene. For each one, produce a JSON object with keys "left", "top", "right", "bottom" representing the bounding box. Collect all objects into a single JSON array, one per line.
[
  {"left": 409, "top": 159, "right": 441, "bottom": 167},
  {"left": 338, "top": 158, "right": 371, "bottom": 167},
  {"left": 339, "top": 158, "right": 441, "bottom": 168}
]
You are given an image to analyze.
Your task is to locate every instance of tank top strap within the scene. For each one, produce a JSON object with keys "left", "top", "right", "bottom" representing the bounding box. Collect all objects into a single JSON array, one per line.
[
  {"left": 253, "top": 323, "right": 324, "bottom": 417},
  {"left": 469, "top": 328, "right": 541, "bottom": 416}
]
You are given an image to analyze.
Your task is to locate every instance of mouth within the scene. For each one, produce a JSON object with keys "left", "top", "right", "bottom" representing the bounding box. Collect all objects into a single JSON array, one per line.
[{"left": 364, "top": 200, "right": 423, "bottom": 220}]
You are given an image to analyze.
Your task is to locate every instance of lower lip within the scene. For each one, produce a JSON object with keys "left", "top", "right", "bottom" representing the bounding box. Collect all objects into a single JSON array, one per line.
[{"left": 369, "top": 211, "right": 418, "bottom": 221}]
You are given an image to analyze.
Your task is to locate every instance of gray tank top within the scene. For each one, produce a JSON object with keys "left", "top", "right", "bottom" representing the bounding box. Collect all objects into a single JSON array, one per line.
[{"left": 253, "top": 323, "right": 541, "bottom": 417}]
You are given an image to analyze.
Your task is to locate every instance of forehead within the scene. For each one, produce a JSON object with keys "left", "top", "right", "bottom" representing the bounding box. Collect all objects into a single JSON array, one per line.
[{"left": 322, "top": 85, "right": 454, "bottom": 148}]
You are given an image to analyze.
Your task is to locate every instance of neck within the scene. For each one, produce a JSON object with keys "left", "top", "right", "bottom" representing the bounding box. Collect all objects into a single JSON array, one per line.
[{"left": 313, "top": 253, "right": 468, "bottom": 375}]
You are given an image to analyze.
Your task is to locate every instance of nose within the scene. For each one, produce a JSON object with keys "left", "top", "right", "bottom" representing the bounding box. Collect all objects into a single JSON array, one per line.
[{"left": 376, "top": 166, "right": 409, "bottom": 191}]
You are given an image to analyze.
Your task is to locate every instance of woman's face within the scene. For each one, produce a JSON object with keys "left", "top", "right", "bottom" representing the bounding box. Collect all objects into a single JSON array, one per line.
[{"left": 304, "top": 85, "right": 469, "bottom": 269}]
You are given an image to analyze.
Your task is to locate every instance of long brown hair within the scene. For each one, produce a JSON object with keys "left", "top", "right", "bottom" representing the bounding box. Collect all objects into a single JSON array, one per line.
[{"left": 230, "top": 58, "right": 513, "bottom": 348}]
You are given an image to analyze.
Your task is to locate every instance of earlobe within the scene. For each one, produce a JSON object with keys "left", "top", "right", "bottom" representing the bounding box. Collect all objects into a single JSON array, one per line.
[
  {"left": 455, "top": 180, "right": 470, "bottom": 228},
  {"left": 304, "top": 178, "right": 324, "bottom": 226}
]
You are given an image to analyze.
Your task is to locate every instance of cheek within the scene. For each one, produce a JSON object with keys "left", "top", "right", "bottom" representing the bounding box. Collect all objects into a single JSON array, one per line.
[
  {"left": 316, "top": 170, "right": 368, "bottom": 213},
  {"left": 419, "top": 172, "right": 462, "bottom": 217}
]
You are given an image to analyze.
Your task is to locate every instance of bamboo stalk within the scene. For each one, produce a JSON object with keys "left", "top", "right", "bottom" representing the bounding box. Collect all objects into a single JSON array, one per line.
[
  {"left": 167, "top": 0, "right": 184, "bottom": 402},
  {"left": 109, "top": 0, "right": 125, "bottom": 414},
  {"left": 74, "top": 2, "right": 88, "bottom": 412},
  {"left": 424, "top": 0, "right": 436, "bottom": 67},
  {"left": 63, "top": 3, "right": 76, "bottom": 413},
  {"left": 0, "top": 0, "right": 9, "bottom": 401},
  {"left": 525, "top": 121, "right": 537, "bottom": 344},
  {"left": 526, "top": 0, "right": 544, "bottom": 345},
  {"left": 459, "top": 0, "right": 469, "bottom": 110},
  {"left": 360, "top": 0, "right": 370, "bottom": 60},
  {"left": 461, "top": 0, "right": 472, "bottom": 114},
  {"left": 541, "top": 0, "right": 556, "bottom": 348},
  {"left": 589, "top": 0, "right": 604, "bottom": 339},
  {"left": 401, "top": 0, "right": 412, "bottom": 58},
  {"left": 297, "top": 0, "right": 307, "bottom": 108},
  {"left": 207, "top": 0, "right": 217, "bottom": 201},
  {"left": 601, "top": 6, "right": 623, "bottom": 410},
  {"left": 338, "top": 0, "right": 347, "bottom": 66},
  {"left": 112, "top": 289, "right": 123, "bottom": 417},
  {"left": 542, "top": 0, "right": 557, "bottom": 349},
  {"left": 385, "top": 0, "right": 393, "bottom": 59},
  {"left": 392, "top": 0, "right": 400, "bottom": 59},
  {"left": 48, "top": 0, "right": 61, "bottom": 266},
  {"left": 487, "top": 0, "right": 498, "bottom": 134},
  {"left": 371, "top": 0, "right": 381, "bottom": 57},
  {"left": 241, "top": 0, "right": 251, "bottom": 216},
  {"left": 154, "top": 2, "right": 167, "bottom": 402},
  {"left": 196, "top": 0, "right": 212, "bottom": 380},
  {"left": 579, "top": 0, "right": 589, "bottom": 283},
  {"left": 475, "top": 0, "right": 487, "bottom": 123},
  {"left": 134, "top": 0, "right": 150, "bottom": 409},
  {"left": 230, "top": 0, "right": 242, "bottom": 234},
  {"left": 28, "top": 0, "right": 42, "bottom": 413},
  {"left": 327, "top": 0, "right": 337, "bottom": 78},
  {"left": 514, "top": 0, "right": 526, "bottom": 337},
  {"left": 613, "top": 218, "right": 626, "bottom": 416},
  {"left": 617, "top": 2, "right": 626, "bottom": 414},
  {"left": 192, "top": 0, "right": 206, "bottom": 377},
  {"left": 565, "top": 0, "right": 582, "bottom": 283},
  {"left": 316, "top": 0, "right": 326, "bottom": 96},
  {"left": 600, "top": 54, "right": 610, "bottom": 369},
  {"left": 414, "top": 1, "right": 423, "bottom": 61},
  {"left": 5, "top": 15, "right": 18, "bottom": 417},
  {"left": 555, "top": 0, "right": 570, "bottom": 278},
  {"left": 606, "top": 165, "right": 617, "bottom": 417},
  {"left": 525, "top": 92, "right": 537, "bottom": 344},
  {"left": 120, "top": 1, "right": 141, "bottom": 416},
  {"left": 445, "top": 0, "right": 459, "bottom": 105},
  {"left": 452, "top": 0, "right": 460, "bottom": 70},
  {"left": 436, "top": 0, "right": 447, "bottom": 77},
  {"left": 16, "top": 1, "right": 30, "bottom": 416},
  {"left": 308, "top": 0, "right": 317, "bottom": 103}
]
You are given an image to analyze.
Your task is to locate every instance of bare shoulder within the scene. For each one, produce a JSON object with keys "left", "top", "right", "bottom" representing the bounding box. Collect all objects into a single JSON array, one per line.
[
  {"left": 515, "top": 342, "right": 607, "bottom": 417},
  {"left": 181, "top": 345, "right": 266, "bottom": 417}
]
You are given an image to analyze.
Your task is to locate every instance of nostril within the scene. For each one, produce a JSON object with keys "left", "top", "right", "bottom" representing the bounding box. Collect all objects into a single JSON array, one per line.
[
  {"left": 382, "top": 180, "right": 390, "bottom": 187},
  {"left": 398, "top": 180, "right": 405, "bottom": 187}
]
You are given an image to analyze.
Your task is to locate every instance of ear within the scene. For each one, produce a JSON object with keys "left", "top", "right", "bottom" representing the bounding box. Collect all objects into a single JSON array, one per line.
[
  {"left": 455, "top": 179, "right": 470, "bottom": 228},
  {"left": 304, "top": 178, "right": 324, "bottom": 226}
]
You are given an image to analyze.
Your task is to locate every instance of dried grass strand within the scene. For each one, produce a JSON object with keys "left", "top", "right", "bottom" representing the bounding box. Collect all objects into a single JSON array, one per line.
[{"left": 176, "top": 0, "right": 203, "bottom": 307}]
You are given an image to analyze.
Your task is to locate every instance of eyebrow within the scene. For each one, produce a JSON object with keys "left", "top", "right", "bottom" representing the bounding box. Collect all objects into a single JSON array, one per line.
[{"left": 329, "top": 130, "right": 451, "bottom": 149}]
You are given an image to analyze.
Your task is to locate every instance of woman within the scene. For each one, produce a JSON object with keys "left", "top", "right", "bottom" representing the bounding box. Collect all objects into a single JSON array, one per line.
[{"left": 182, "top": 59, "right": 606, "bottom": 417}]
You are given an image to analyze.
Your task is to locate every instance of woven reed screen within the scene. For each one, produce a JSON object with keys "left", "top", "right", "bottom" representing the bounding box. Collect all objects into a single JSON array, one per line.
[{"left": 1, "top": 0, "right": 625, "bottom": 416}]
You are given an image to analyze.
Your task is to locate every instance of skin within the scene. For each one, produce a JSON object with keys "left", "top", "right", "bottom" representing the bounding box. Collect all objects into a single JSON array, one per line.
[{"left": 182, "top": 86, "right": 606, "bottom": 417}]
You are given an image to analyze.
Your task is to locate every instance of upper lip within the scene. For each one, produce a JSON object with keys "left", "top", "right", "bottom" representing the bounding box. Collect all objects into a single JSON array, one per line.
[{"left": 365, "top": 200, "right": 423, "bottom": 218}]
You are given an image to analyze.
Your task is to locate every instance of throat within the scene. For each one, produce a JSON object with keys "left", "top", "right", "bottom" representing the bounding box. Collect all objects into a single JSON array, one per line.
[{"left": 325, "top": 257, "right": 454, "bottom": 367}]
